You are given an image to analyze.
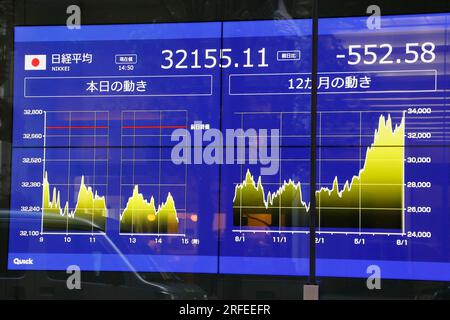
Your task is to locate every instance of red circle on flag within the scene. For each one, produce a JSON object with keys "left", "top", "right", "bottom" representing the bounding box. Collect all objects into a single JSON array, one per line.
[{"left": 31, "top": 58, "right": 40, "bottom": 67}]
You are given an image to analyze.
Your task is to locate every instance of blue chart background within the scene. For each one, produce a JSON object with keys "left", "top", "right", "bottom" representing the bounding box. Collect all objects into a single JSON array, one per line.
[{"left": 8, "top": 15, "right": 450, "bottom": 280}]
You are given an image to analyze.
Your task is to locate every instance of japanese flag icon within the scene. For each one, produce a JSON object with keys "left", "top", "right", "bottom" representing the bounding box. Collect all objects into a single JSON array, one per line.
[{"left": 24, "top": 55, "right": 47, "bottom": 70}]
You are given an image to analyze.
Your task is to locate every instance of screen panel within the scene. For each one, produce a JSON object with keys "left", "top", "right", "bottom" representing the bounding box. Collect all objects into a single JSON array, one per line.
[
  {"left": 9, "top": 22, "right": 222, "bottom": 272},
  {"left": 6, "top": 13, "right": 450, "bottom": 282},
  {"left": 315, "top": 13, "right": 450, "bottom": 281}
]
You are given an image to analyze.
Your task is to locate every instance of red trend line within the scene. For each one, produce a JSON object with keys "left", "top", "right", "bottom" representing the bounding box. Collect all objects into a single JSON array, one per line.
[
  {"left": 46, "top": 126, "right": 108, "bottom": 129},
  {"left": 122, "top": 125, "right": 186, "bottom": 129}
]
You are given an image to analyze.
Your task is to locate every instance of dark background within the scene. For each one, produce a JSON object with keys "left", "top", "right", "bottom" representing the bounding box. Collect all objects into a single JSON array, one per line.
[{"left": 0, "top": 0, "right": 449, "bottom": 299}]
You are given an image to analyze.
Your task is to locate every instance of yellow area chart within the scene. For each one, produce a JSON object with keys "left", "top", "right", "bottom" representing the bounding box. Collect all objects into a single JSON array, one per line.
[
  {"left": 233, "top": 113, "right": 405, "bottom": 230},
  {"left": 42, "top": 172, "right": 107, "bottom": 232},
  {"left": 120, "top": 185, "right": 179, "bottom": 234}
]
